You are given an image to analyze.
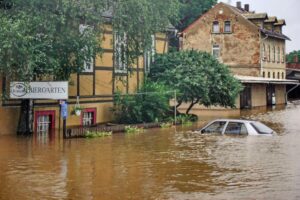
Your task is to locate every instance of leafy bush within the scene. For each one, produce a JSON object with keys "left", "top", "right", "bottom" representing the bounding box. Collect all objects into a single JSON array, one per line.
[
  {"left": 112, "top": 81, "right": 172, "bottom": 124},
  {"left": 125, "top": 126, "right": 144, "bottom": 134},
  {"left": 84, "top": 131, "right": 112, "bottom": 138},
  {"left": 160, "top": 122, "right": 173, "bottom": 128}
]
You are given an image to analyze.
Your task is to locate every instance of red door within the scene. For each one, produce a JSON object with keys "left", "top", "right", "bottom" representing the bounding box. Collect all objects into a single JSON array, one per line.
[{"left": 35, "top": 110, "right": 55, "bottom": 134}]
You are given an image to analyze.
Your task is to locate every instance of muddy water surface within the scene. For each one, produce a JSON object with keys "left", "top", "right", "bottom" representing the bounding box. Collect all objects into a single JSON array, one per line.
[{"left": 1, "top": 103, "right": 300, "bottom": 200}]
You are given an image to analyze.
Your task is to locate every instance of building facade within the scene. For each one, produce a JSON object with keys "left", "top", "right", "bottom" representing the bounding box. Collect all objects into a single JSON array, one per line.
[
  {"left": 0, "top": 23, "right": 171, "bottom": 135},
  {"left": 180, "top": 1, "right": 297, "bottom": 109}
]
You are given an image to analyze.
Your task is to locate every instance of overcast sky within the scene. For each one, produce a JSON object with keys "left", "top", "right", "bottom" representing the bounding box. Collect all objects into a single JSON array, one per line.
[{"left": 218, "top": 0, "right": 300, "bottom": 53}]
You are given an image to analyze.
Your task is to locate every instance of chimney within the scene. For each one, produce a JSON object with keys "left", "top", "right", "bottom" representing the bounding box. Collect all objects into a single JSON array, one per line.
[
  {"left": 244, "top": 4, "right": 249, "bottom": 12},
  {"left": 236, "top": 1, "right": 242, "bottom": 9}
]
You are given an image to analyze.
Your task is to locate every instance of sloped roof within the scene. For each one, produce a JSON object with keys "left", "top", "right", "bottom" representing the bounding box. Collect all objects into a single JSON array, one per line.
[
  {"left": 260, "top": 28, "right": 290, "bottom": 40},
  {"left": 243, "top": 13, "right": 268, "bottom": 20},
  {"left": 235, "top": 75, "right": 298, "bottom": 85},
  {"left": 275, "top": 19, "right": 286, "bottom": 26},
  {"left": 265, "top": 16, "right": 278, "bottom": 23}
]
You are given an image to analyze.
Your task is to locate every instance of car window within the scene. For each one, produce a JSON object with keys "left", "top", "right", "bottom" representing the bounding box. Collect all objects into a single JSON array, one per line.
[
  {"left": 251, "top": 122, "right": 273, "bottom": 134},
  {"left": 224, "top": 122, "right": 248, "bottom": 135},
  {"left": 202, "top": 121, "right": 226, "bottom": 134}
]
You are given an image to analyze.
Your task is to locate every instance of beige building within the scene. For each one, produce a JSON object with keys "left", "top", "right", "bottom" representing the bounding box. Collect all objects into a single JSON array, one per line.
[
  {"left": 0, "top": 22, "right": 172, "bottom": 135},
  {"left": 180, "top": 1, "right": 297, "bottom": 109}
]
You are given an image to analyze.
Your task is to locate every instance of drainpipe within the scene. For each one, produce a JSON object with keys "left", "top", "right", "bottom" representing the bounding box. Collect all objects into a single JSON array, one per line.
[
  {"left": 286, "top": 83, "right": 300, "bottom": 104},
  {"left": 260, "top": 34, "right": 269, "bottom": 76}
]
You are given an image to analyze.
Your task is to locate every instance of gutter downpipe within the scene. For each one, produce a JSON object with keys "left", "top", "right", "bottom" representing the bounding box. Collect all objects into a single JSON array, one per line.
[
  {"left": 260, "top": 34, "right": 269, "bottom": 76},
  {"left": 286, "top": 83, "right": 300, "bottom": 104}
]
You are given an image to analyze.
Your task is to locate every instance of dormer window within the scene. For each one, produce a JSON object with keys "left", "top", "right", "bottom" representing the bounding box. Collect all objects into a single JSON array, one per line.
[
  {"left": 224, "top": 21, "right": 231, "bottom": 33},
  {"left": 212, "top": 21, "right": 220, "bottom": 33}
]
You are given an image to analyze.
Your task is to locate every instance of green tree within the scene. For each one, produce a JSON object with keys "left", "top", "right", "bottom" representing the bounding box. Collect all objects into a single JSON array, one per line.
[
  {"left": 0, "top": 0, "right": 179, "bottom": 134},
  {"left": 112, "top": 81, "right": 172, "bottom": 124},
  {"left": 149, "top": 50, "right": 242, "bottom": 114},
  {"left": 177, "top": 0, "right": 217, "bottom": 31},
  {"left": 286, "top": 50, "right": 300, "bottom": 63}
]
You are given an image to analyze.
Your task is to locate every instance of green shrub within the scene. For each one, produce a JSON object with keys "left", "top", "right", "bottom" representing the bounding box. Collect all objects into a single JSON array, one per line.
[
  {"left": 84, "top": 131, "right": 112, "bottom": 138},
  {"left": 112, "top": 80, "right": 172, "bottom": 124},
  {"left": 125, "top": 126, "right": 144, "bottom": 134},
  {"left": 160, "top": 122, "right": 173, "bottom": 128}
]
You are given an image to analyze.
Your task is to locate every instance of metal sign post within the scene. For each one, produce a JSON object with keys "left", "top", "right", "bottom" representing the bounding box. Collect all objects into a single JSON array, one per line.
[{"left": 60, "top": 101, "right": 68, "bottom": 138}]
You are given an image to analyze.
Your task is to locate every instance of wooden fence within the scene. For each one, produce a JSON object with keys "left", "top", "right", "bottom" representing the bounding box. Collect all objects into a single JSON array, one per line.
[{"left": 65, "top": 122, "right": 162, "bottom": 139}]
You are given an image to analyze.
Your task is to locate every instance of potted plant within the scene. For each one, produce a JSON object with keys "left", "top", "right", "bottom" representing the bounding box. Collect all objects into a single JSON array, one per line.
[{"left": 73, "top": 105, "right": 83, "bottom": 116}]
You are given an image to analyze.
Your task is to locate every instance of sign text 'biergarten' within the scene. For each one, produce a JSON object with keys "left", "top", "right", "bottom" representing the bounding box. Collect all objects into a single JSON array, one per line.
[{"left": 10, "top": 82, "right": 68, "bottom": 100}]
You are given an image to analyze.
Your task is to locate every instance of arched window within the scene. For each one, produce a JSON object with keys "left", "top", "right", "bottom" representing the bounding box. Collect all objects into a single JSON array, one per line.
[
  {"left": 263, "top": 71, "right": 265, "bottom": 77},
  {"left": 282, "top": 72, "right": 285, "bottom": 79},
  {"left": 277, "top": 72, "right": 280, "bottom": 79},
  {"left": 212, "top": 21, "right": 220, "bottom": 33},
  {"left": 268, "top": 72, "right": 271, "bottom": 78},
  {"left": 273, "top": 72, "right": 275, "bottom": 78}
]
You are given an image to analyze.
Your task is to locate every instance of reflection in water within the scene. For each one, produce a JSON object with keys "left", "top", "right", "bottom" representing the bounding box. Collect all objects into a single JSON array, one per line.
[{"left": 0, "top": 103, "right": 300, "bottom": 199}]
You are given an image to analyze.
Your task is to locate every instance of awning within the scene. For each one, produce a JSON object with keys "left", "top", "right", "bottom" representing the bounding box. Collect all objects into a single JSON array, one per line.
[{"left": 234, "top": 75, "right": 299, "bottom": 85}]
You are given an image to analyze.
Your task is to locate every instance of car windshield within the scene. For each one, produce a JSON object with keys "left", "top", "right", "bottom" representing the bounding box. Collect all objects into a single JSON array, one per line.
[{"left": 251, "top": 122, "right": 273, "bottom": 134}]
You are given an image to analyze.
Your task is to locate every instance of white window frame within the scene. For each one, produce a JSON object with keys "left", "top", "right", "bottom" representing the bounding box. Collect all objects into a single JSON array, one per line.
[
  {"left": 144, "top": 35, "right": 156, "bottom": 74},
  {"left": 282, "top": 47, "right": 285, "bottom": 63},
  {"left": 212, "top": 44, "right": 220, "bottom": 59},
  {"left": 212, "top": 21, "right": 220, "bottom": 33},
  {"left": 79, "top": 24, "right": 94, "bottom": 73},
  {"left": 114, "top": 32, "right": 127, "bottom": 73},
  {"left": 273, "top": 46, "right": 276, "bottom": 62},
  {"left": 83, "top": 57, "right": 94, "bottom": 73},
  {"left": 224, "top": 21, "right": 231, "bottom": 33},
  {"left": 277, "top": 47, "right": 280, "bottom": 63}
]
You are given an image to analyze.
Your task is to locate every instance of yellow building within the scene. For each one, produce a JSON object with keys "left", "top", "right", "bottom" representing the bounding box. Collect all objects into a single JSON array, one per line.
[
  {"left": 0, "top": 22, "right": 173, "bottom": 135},
  {"left": 179, "top": 1, "right": 297, "bottom": 109}
]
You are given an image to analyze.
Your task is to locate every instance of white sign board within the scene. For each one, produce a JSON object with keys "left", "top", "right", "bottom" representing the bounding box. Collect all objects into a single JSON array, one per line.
[{"left": 10, "top": 82, "right": 68, "bottom": 100}]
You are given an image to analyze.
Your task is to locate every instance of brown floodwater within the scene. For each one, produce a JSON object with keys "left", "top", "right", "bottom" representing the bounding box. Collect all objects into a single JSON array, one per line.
[{"left": 1, "top": 102, "right": 300, "bottom": 200}]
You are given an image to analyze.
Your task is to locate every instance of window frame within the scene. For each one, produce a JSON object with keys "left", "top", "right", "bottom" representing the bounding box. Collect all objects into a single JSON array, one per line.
[
  {"left": 272, "top": 46, "right": 276, "bottom": 62},
  {"left": 212, "top": 21, "right": 220, "bottom": 33},
  {"left": 144, "top": 35, "right": 156, "bottom": 74},
  {"left": 81, "top": 108, "right": 97, "bottom": 126},
  {"left": 114, "top": 32, "right": 128, "bottom": 73},
  {"left": 35, "top": 110, "right": 56, "bottom": 134},
  {"left": 212, "top": 44, "right": 220, "bottom": 59},
  {"left": 79, "top": 24, "right": 95, "bottom": 73},
  {"left": 224, "top": 21, "right": 232, "bottom": 33},
  {"left": 282, "top": 47, "right": 285, "bottom": 63}
]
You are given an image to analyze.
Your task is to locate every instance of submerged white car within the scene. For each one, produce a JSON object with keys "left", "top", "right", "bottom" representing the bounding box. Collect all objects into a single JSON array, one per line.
[{"left": 199, "top": 119, "right": 275, "bottom": 136}]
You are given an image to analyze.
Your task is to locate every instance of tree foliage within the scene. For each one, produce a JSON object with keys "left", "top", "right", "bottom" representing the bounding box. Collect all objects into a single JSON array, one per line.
[
  {"left": 286, "top": 50, "right": 300, "bottom": 63},
  {"left": 149, "top": 50, "right": 242, "bottom": 114},
  {"left": 0, "top": 0, "right": 179, "bottom": 82},
  {"left": 176, "top": 0, "right": 217, "bottom": 31},
  {"left": 0, "top": 0, "right": 179, "bottom": 134},
  {"left": 112, "top": 81, "right": 172, "bottom": 124}
]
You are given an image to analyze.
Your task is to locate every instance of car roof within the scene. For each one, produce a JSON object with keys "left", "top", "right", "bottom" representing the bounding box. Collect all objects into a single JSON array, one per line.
[{"left": 210, "top": 119, "right": 256, "bottom": 123}]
